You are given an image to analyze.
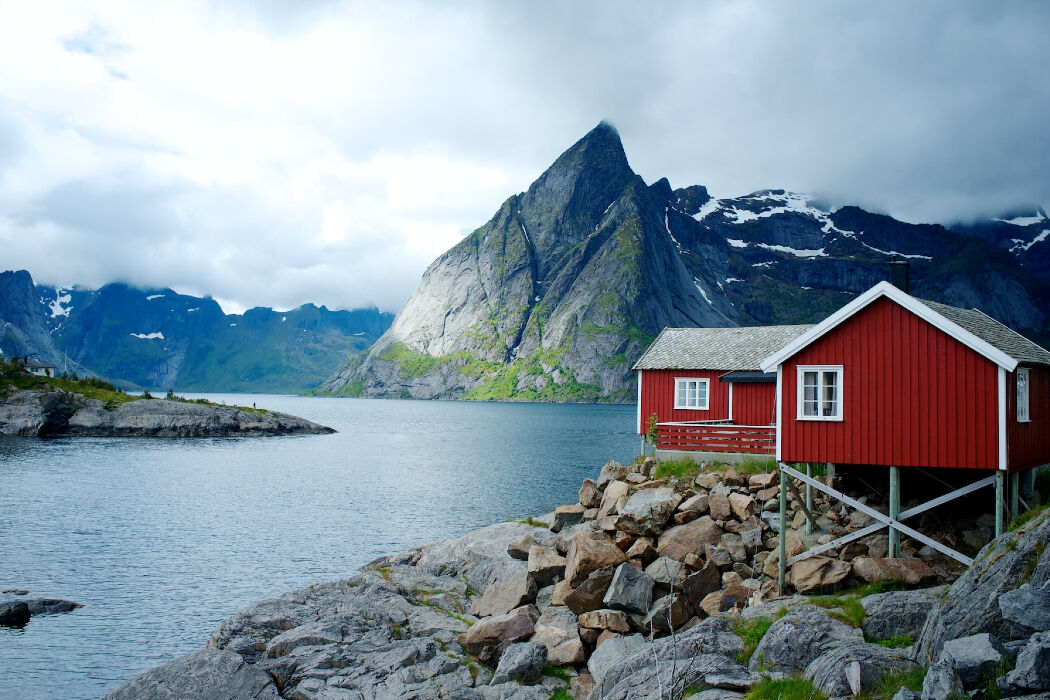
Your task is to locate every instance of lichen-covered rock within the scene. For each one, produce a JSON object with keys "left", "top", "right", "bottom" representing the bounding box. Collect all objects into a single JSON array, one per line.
[
  {"left": 917, "top": 509, "right": 1050, "bottom": 663},
  {"left": 861, "top": 588, "right": 939, "bottom": 641},
  {"left": 804, "top": 642, "right": 920, "bottom": 697},
  {"left": 749, "top": 605, "right": 864, "bottom": 673},
  {"left": 104, "top": 648, "right": 279, "bottom": 700}
]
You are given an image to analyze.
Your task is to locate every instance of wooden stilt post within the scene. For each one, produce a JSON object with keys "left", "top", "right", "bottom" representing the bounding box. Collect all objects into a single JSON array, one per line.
[
  {"left": 1021, "top": 468, "right": 1037, "bottom": 501},
  {"left": 888, "top": 465, "right": 900, "bottom": 558},
  {"left": 778, "top": 464, "right": 787, "bottom": 594},
  {"left": 995, "top": 471, "right": 1006, "bottom": 537},
  {"left": 805, "top": 463, "right": 813, "bottom": 535},
  {"left": 826, "top": 463, "right": 835, "bottom": 491},
  {"left": 1010, "top": 472, "right": 1020, "bottom": 520}
]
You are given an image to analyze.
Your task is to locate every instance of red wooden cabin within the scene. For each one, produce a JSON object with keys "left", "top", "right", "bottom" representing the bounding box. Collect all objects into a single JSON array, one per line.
[
  {"left": 759, "top": 280, "right": 1050, "bottom": 473},
  {"left": 633, "top": 325, "right": 812, "bottom": 456}
]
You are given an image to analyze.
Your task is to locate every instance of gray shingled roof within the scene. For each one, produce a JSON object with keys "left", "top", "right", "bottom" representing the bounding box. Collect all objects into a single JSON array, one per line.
[
  {"left": 633, "top": 325, "right": 814, "bottom": 371},
  {"left": 918, "top": 298, "right": 1050, "bottom": 366}
]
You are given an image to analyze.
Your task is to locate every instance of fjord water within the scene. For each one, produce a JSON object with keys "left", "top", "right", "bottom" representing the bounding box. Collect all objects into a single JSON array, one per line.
[{"left": 0, "top": 396, "right": 637, "bottom": 699}]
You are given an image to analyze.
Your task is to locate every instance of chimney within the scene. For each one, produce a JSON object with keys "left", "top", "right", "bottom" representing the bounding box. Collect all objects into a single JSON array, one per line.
[{"left": 889, "top": 256, "right": 910, "bottom": 293}]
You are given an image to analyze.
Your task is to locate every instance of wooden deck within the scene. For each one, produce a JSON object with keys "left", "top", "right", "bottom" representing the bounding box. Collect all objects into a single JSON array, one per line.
[{"left": 657, "top": 420, "right": 776, "bottom": 454}]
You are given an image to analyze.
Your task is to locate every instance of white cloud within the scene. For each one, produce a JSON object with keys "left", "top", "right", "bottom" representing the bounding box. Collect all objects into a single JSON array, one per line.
[{"left": 0, "top": 0, "right": 1046, "bottom": 312}]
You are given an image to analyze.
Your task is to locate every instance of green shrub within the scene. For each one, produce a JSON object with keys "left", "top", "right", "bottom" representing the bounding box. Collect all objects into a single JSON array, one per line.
[
  {"left": 734, "top": 617, "right": 773, "bottom": 664},
  {"left": 653, "top": 458, "right": 701, "bottom": 481}
]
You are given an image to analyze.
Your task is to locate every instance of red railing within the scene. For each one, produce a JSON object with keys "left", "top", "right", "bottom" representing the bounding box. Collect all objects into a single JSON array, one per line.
[{"left": 657, "top": 421, "right": 775, "bottom": 454}]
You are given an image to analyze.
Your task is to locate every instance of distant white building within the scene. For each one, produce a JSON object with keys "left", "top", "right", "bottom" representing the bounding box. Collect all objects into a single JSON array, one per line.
[{"left": 24, "top": 358, "right": 57, "bottom": 377}]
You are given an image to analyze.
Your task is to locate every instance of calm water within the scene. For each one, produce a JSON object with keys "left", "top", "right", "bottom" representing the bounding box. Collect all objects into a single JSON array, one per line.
[{"left": 0, "top": 396, "right": 638, "bottom": 699}]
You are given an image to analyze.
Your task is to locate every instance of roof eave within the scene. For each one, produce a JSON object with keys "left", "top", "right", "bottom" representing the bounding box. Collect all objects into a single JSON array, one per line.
[{"left": 759, "top": 281, "right": 1019, "bottom": 373}]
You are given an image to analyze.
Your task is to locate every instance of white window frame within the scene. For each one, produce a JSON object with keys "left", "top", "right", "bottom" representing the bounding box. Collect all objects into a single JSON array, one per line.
[
  {"left": 1017, "top": 368, "right": 1030, "bottom": 423},
  {"left": 674, "top": 377, "right": 710, "bottom": 410},
  {"left": 796, "top": 365, "right": 844, "bottom": 421}
]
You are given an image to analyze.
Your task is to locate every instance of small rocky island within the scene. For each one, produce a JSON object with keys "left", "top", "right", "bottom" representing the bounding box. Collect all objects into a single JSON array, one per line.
[
  {"left": 0, "top": 368, "right": 333, "bottom": 437},
  {"left": 106, "top": 458, "right": 1050, "bottom": 699}
]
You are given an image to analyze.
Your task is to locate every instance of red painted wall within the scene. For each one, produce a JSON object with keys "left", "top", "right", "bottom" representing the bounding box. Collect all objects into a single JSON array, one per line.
[
  {"left": 731, "top": 382, "right": 777, "bottom": 426},
  {"left": 780, "top": 297, "right": 1000, "bottom": 469},
  {"left": 638, "top": 369, "right": 729, "bottom": 433},
  {"left": 1007, "top": 365, "right": 1050, "bottom": 472}
]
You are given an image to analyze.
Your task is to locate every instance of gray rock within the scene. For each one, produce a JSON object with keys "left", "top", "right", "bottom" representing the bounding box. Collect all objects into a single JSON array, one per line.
[
  {"left": 551, "top": 504, "right": 586, "bottom": 533},
  {"left": 682, "top": 561, "right": 722, "bottom": 606},
  {"left": 804, "top": 642, "right": 920, "bottom": 697},
  {"left": 415, "top": 520, "right": 545, "bottom": 593},
  {"left": 470, "top": 571, "right": 537, "bottom": 618},
  {"left": 940, "top": 632, "right": 1005, "bottom": 689},
  {"left": 24, "top": 598, "right": 82, "bottom": 615},
  {"left": 0, "top": 601, "right": 30, "bottom": 627},
  {"left": 656, "top": 516, "right": 724, "bottom": 562},
  {"left": 1000, "top": 580, "right": 1050, "bottom": 635},
  {"left": 749, "top": 605, "right": 864, "bottom": 673},
  {"left": 532, "top": 606, "right": 585, "bottom": 665},
  {"left": 508, "top": 534, "right": 540, "bottom": 560},
  {"left": 490, "top": 641, "right": 547, "bottom": 685},
  {"left": 862, "top": 588, "right": 939, "bottom": 641},
  {"left": 104, "top": 648, "right": 279, "bottom": 699},
  {"left": 720, "top": 532, "right": 747, "bottom": 562},
  {"left": 458, "top": 605, "right": 537, "bottom": 656},
  {"left": 1005, "top": 638, "right": 1028, "bottom": 664},
  {"left": 586, "top": 633, "right": 646, "bottom": 687},
  {"left": 892, "top": 688, "right": 920, "bottom": 700},
  {"left": 590, "top": 617, "right": 749, "bottom": 699},
  {"left": 921, "top": 657, "right": 964, "bottom": 700},
  {"left": 597, "top": 461, "right": 629, "bottom": 490},
  {"left": 564, "top": 565, "right": 616, "bottom": 615},
  {"left": 644, "top": 556, "right": 688, "bottom": 587},
  {"left": 917, "top": 509, "right": 1050, "bottom": 663},
  {"left": 603, "top": 563, "right": 655, "bottom": 615},
  {"left": 614, "top": 487, "right": 682, "bottom": 536},
  {"left": 579, "top": 478, "right": 602, "bottom": 508},
  {"left": 527, "top": 545, "right": 567, "bottom": 587},
  {"left": 999, "top": 631, "right": 1050, "bottom": 695},
  {"left": 679, "top": 493, "right": 709, "bottom": 513}
]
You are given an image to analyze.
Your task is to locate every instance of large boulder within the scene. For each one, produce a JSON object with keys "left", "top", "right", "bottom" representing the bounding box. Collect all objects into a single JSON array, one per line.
[
  {"left": 603, "top": 563, "right": 655, "bottom": 616},
  {"left": 470, "top": 571, "right": 537, "bottom": 618},
  {"left": 749, "top": 605, "right": 864, "bottom": 673},
  {"left": 804, "top": 642, "right": 920, "bottom": 697},
  {"left": 586, "top": 633, "right": 646, "bottom": 687},
  {"left": 416, "top": 521, "right": 546, "bottom": 592},
  {"left": 532, "top": 606, "right": 585, "bottom": 665},
  {"left": 0, "top": 601, "right": 30, "bottom": 627},
  {"left": 645, "top": 557, "right": 688, "bottom": 587},
  {"left": 682, "top": 561, "right": 722, "bottom": 607},
  {"left": 564, "top": 565, "right": 616, "bottom": 615},
  {"left": 590, "top": 617, "right": 749, "bottom": 699},
  {"left": 564, "top": 532, "right": 626, "bottom": 587},
  {"left": 922, "top": 657, "right": 964, "bottom": 700},
  {"left": 551, "top": 504, "right": 586, "bottom": 533},
  {"left": 104, "top": 648, "right": 280, "bottom": 700},
  {"left": 597, "top": 480, "right": 630, "bottom": 520},
  {"left": 940, "top": 633, "right": 1005, "bottom": 689},
  {"left": 656, "top": 516, "right": 724, "bottom": 562},
  {"left": 789, "top": 556, "right": 851, "bottom": 594},
  {"left": 457, "top": 605, "right": 538, "bottom": 655},
  {"left": 579, "top": 478, "right": 602, "bottom": 508},
  {"left": 614, "top": 488, "right": 682, "bottom": 536},
  {"left": 999, "top": 580, "right": 1050, "bottom": 635},
  {"left": 527, "top": 545, "right": 566, "bottom": 587},
  {"left": 917, "top": 509, "right": 1050, "bottom": 663},
  {"left": 596, "top": 461, "right": 629, "bottom": 489},
  {"left": 997, "top": 630, "right": 1050, "bottom": 696},
  {"left": 25, "top": 598, "right": 82, "bottom": 615},
  {"left": 851, "top": 557, "right": 938, "bottom": 586},
  {"left": 489, "top": 641, "right": 547, "bottom": 685},
  {"left": 861, "top": 588, "right": 940, "bottom": 641},
  {"left": 728, "top": 493, "right": 758, "bottom": 520},
  {"left": 708, "top": 492, "right": 732, "bottom": 521}
]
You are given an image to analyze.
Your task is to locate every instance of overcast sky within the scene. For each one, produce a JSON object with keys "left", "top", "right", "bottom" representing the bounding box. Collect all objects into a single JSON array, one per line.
[{"left": 1, "top": 1, "right": 1047, "bottom": 314}]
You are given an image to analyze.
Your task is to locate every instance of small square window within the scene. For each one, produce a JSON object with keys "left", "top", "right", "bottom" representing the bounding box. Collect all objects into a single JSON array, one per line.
[
  {"left": 674, "top": 377, "right": 709, "bottom": 410},
  {"left": 797, "top": 366, "right": 843, "bottom": 421}
]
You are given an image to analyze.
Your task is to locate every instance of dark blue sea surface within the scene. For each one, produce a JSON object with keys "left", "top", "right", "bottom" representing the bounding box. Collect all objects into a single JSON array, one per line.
[{"left": 0, "top": 396, "right": 638, "bottom": 699}]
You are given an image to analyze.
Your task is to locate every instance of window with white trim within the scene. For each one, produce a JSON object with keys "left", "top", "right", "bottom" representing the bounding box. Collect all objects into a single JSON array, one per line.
[
  {"left": 674, "top": 377, "right": 709, "bottom": 410},
  {"left": 1017, "top": 368, "right": 1030, "bottom": 422},
  {"left": 797, "top": 366, "right": 843, "bottom": 420}
]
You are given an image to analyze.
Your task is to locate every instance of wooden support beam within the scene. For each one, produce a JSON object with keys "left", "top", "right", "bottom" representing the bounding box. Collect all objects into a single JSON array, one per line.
[
  {"left": 888, "top": 466, "right": 900, "bottom": 558},
  {"left": 996, "top": 471, "right": 1005, "bottom": 537},
  {"left": 784, "top": 474, "right": 818, "bottom": 532},
  {"left": 1010, "top": 472, "right": 1020, "bottom": 520},
  {"left": 805, "top": 463, "right": 814, "bottom": 535}
]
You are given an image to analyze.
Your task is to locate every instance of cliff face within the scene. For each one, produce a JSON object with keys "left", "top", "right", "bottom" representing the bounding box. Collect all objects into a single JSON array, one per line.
[
  {"left": 320, "top": 123, "right": 727, "bottom": 401},
  {"left": 321, "top": 124, "right": 1050, "bottom": 402}
]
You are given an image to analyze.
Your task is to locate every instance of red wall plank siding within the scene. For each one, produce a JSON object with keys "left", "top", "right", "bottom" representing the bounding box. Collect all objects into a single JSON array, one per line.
[
  {"left": 781, "top": 297, "right": 999, "bottom": 469},
  {"left": 731, "top": 382, "right": 777, "bottom": 425},
  {"left": 638, "top": 369, "right": 730, "bottom": 433},
  {"left": 1008, "top": 365, "right": 1050, "bottom": 472}
]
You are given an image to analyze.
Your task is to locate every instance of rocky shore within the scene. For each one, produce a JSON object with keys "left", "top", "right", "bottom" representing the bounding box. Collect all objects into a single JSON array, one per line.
[
  {"left": 0, "top": 388, "right": 334, "bottom": 437},
  {"left": 107, "top": 459, "right": 1050, "bottom": 699}
]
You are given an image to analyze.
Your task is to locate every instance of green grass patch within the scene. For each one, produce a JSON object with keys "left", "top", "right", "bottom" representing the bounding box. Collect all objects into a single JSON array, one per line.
[
  {"left": 865, "top": 666, "right": 926, "bottom": 699},
  {"left": 653, "top": 458, "right": 702, "bottom": 481},
  {"left": 855, "top": 580, "right": 908, "bottom": 598},
  {"left": 519, "top": 517, "right": 547, "bottom": 528},
  {"left": 542, "top": 663, "right": 573, "bottom": 681},
  {"left": 744, "top": 676, "right": 827, "bottom": 700},
  {"left": 733, "top": 617, "right": 773, "bottom": 665},
  {"left": 872, "top": 634, "right": 913, "bottom": 649},
  {"left": 1010, "top": 502, "right": 1049, "bottom": 531},
  {"left": 704, "top": 457, "right": 776, "bottom": 475},
  {"left": 811, "top": 596, "right": 866, "bottom": 627}
]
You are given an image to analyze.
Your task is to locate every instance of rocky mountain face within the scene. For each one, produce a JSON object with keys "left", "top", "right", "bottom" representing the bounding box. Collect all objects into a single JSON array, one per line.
[
  {"left": 0, "top": 270, "right": 392, "bottom": 393},
  {"left": 321, "top": 122, "right": 1050, "bottom": 402}
]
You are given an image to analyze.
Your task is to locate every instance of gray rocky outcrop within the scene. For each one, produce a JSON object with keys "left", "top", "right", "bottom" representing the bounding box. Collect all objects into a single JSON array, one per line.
[
  {"left": 469, "top": 571, "right": 536, "bottom": 618},
  {"left": 941, "top": 632, "right": 1005, "bottom": 688},
  {"left": 749, "top": 604, "right": 865, "bottom": 673},
  {"left": 861, "top": 588, "right": 940, "bottom": 641},
  {"left": 602, "top": 563, "right": 654, "bottom": 615},
  {"left": 922, "top": 657, "right": 964, "bottom": 700},
  {"left": 998, "top": 631, "right": 1050, "bottom": 696},
  {"left": 0, "top": 601, "right": 30, "bottom": 627},
  {"left": 1000, "top": 580, "right": 1050, "bottom": 636},
  {"left": 804, "top": 642, "right": 920, "bottom": 697},
  {"left": 489, "top": 641, "right": 547, "bottom": 685},
  {"left": 0, "top": 389, "right": 334, "bottom": 437},
  {"left": 103, "top": 648, "right": 280, "bottom": 700},
  {"left": 917, "top": 509, "right": 1050, "bottom": 663}
]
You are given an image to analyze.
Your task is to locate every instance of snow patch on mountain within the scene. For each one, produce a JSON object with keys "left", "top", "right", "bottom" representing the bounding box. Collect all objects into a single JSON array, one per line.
[
  {"left": 1011, "top": 230, "right": 1050, "bottom": 253},
  {"left": 146, "top": 294, "right": 164, "bottom": 301},
  {"left": 48, "top": 288, "right": 72, "bottom": 318},
  {"left": 130, "top": 332, "right": 164, "bottom": 340},
  {"left": 995, "top": 212, "right": 1046, "bottom": 227},
  {"left": 754, "top": 243, "right": 826, "bottom": 258}
]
